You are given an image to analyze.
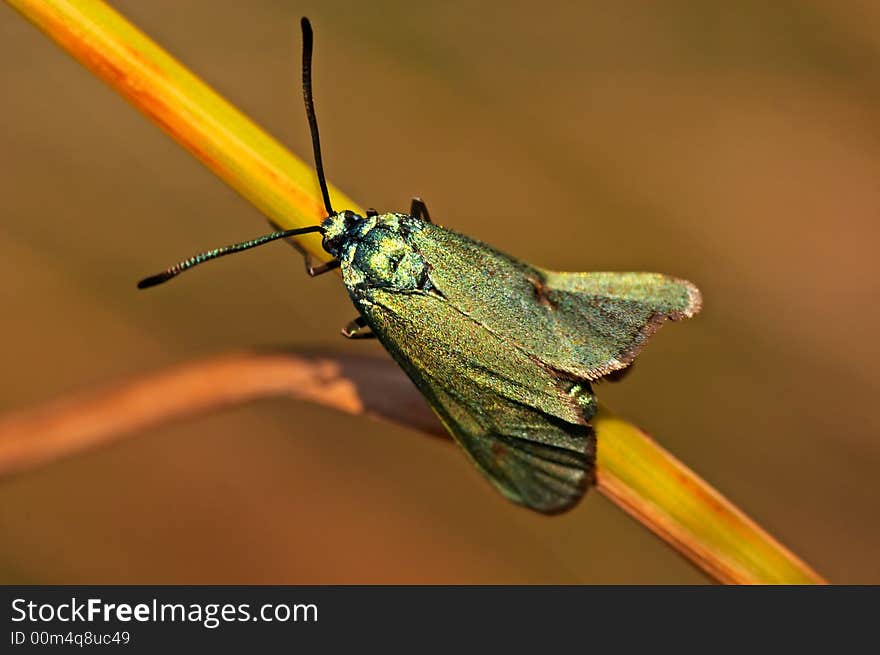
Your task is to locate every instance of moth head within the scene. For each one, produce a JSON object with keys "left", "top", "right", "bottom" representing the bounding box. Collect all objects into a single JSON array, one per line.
[{"left": 321, "top": 210, "right": 363, "bottom": 257}]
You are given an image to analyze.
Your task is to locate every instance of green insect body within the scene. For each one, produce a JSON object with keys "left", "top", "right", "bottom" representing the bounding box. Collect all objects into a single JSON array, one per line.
[
  {"left": 140, "top": 18, "right": 702, "bottom": 515},
  {"left": 321, "top": 210, "right": 700, "bottom": 513}
]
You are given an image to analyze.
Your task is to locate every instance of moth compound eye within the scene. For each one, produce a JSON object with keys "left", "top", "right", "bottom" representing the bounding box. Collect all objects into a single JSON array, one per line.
[{"left": 321, "top": 211, "right": 364, "bottom": 256}]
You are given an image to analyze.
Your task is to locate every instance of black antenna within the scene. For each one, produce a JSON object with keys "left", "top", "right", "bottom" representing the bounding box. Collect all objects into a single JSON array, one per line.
[
  {"left": 137, "top": 225, "right": 324, "bottom": 289},
  {"left": 301, "top": 17, "right": 334, "bottom": 216}
]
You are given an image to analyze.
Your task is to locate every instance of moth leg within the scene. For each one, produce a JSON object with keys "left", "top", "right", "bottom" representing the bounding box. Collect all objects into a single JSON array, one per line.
[
  {"left": 265, "top": 219, "right": 339, "bottom": 277},
  {"left": 410, "top": 197, "right": 433, "bottom": 224},
  {"left": 366, "top": 208, "right": 379, "bottom": 217},
  {"left": 305, "top": 256, "right": 340, "bottom": 277},
  {"left": 341, "top": 315, "right": 375, "bottom": 339}
]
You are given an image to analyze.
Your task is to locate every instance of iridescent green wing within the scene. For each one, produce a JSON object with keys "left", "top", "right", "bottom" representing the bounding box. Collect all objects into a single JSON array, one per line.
[
  {"left": 537, "top": 270, "right": 701, "bottom": 378},
  {"left": 429, "top": 384, "right": 595, "bottom": 514},
  {"left": 354, "top": 287, "right": 596, "bottom": 514},
  {"left": 409, "top": 224, "right": 701, "bottom": 380}
]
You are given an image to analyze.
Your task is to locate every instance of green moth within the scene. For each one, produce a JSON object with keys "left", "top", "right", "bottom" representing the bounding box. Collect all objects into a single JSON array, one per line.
[{"left": 139, "top": 18, "right": 701, "bottom": 514}]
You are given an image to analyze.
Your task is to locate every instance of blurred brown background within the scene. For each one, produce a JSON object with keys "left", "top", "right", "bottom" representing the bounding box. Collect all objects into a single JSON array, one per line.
[{"left": 1, "top": 0, "right": 878, "bottom": 583}]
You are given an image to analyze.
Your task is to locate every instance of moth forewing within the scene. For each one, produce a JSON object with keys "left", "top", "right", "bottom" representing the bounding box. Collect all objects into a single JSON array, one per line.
[
  {"left": 407, "top": 222, "right": 702, "bottom": 381},
  {"left": 351, "top": 281, "right": 597, "bottom": 513}
]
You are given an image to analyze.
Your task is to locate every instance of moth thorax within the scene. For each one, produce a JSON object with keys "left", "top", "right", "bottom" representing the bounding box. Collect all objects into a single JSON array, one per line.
[{"left": 352, "top": 228, "right": 429, "bottom": 291}]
